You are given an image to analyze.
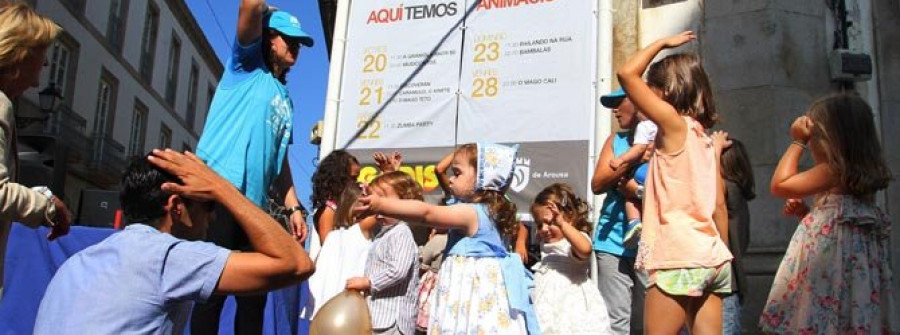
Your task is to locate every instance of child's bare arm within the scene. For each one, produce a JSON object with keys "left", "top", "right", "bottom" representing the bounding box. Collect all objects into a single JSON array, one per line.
[
  {"left": 711, "top": 131, "right": 730, "bottom": 244},
  {"left": 642, "top": 141, "right": 655, "bottom": 162},
  {"left": 373, "top": 151, "right": 403, "bottom": 173},
  {"left": 770, "top": 116, "right": 836, "bottom": 198},
  {"left": 514, "top": 222, "right": 528, "bottom": 263},
  {"left": 347, "top": 226, "right": 418, "bottom": 292},
  {"left": 617, "top": 32, "right": 694, "bottom": 153},
  {"left": 358, "top": 193, "right": 478, "bottom": 235},
  {"left": 783, "top": 198, "right": 810, "bottom": 218},
  {"left": 435, "top": 151, "right": 454, "bottom": 195},
  {"left": 611, "top": 144, "right": 649, "bottom": 170},
  {"left": 546, "top": 203, "right": 592, "bottom": 260}
]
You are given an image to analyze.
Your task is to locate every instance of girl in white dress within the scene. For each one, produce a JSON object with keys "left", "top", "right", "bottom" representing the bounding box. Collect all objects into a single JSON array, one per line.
[
  {"left": 306, "top": 182, "right": 377, "bottom": 317},
  {"left": 531, "top": 183, "right": 612, "bottom": 334}
]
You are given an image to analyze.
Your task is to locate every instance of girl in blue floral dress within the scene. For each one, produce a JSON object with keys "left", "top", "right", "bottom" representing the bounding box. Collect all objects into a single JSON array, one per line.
[
  {"left": 357, "top": 143, "right": 540, "bottom": 334},
  {"left": 762, "top": 93, "right": 895, "bottom": 333}
]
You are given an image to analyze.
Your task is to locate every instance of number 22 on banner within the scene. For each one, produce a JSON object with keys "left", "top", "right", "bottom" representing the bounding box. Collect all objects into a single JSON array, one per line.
[{"left": 356, "top": 117, "right": 382, "bottom": 139}]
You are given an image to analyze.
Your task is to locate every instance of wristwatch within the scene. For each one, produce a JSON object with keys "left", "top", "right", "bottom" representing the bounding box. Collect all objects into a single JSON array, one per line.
[
  {"left": 636, "top": 185, "right": 645, "bottom": 200},
  {"left": 285, "top": 204, "right": 307, "bottom": 217},
  {"left": 32, "top": 186, "right": 57, "bottom": 226}
]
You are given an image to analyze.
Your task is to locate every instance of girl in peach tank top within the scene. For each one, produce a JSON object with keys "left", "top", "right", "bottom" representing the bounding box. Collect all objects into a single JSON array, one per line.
[
  {"left": 638, "top": 116, "right": 732, "bottom": 271},
  {"left": 617, "top": 31, "right": 733, "bottom": 334}
]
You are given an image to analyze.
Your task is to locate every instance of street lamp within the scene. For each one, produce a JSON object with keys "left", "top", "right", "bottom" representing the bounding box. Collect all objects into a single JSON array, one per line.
[
  {"left": 38, "top": 82, "right": 62, "bottom": 113},
  {"left": 17, "top": 83, "right": 62, "bottom": 129}
]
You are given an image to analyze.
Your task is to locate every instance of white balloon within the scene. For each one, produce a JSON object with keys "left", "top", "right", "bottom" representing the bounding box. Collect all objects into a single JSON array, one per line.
[{"left": 310, "top": 289, "right": 372, "bottom": 335}]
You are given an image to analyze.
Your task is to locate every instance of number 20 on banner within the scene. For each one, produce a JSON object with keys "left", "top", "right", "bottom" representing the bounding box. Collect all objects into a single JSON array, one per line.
[{"left": 363, "top": 53, "right": 387, "bottom": 72}]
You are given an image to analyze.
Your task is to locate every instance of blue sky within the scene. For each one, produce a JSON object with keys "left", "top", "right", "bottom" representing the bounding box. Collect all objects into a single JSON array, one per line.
[{"left": 185, "top": 0, "right": 328, "bottom": 208}]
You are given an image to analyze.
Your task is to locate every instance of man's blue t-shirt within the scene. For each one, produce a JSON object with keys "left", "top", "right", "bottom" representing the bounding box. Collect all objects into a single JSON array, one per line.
[
  {"left": 33, "top": 224, "right": 230, "bottom": 334},
  {"left": 196, "top": 38, "right": 293, "bottom": 207}
]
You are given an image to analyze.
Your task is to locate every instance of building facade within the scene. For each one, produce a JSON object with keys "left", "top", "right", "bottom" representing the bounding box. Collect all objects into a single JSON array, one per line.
[{"left": 14, "top": 0, "right": 222, "bottom": 218}]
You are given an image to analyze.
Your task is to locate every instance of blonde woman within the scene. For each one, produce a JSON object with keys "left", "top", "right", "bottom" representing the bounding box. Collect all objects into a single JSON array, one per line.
[{"left": 0, "top": 1, "right": 72, "bottom": 291}]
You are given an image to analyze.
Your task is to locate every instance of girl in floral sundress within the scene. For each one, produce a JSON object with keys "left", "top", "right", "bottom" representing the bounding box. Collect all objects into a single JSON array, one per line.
[
  {"left": 761, "top": 93, "right": 895, "bottom": 333},
  {"left": 356, "top": 143, "right": 541, "bottom": 334}
]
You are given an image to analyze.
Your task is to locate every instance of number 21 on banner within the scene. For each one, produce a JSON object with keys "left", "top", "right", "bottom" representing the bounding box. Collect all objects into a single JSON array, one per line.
[
  {"left": 472, "top": 77, "right": 498, "bottom": 98},
  {"left": 359, "top": 86, "right": 384, "bottom": 106}
]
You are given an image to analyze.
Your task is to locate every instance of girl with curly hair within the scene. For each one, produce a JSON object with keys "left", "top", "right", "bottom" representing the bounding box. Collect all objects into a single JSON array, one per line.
[{"left": 310, "top": 150, "right": 360, "bottom": 243}]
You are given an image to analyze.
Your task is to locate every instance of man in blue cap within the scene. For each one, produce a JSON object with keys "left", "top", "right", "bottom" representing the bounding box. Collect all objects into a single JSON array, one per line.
[{"left": 193, "top": 1, "right": 314, "bottom": 333}]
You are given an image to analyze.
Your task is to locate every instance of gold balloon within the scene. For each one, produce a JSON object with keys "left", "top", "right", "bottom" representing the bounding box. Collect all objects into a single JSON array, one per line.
[{"left": 310, "top": 289, "right": 372, "bottom": 335}]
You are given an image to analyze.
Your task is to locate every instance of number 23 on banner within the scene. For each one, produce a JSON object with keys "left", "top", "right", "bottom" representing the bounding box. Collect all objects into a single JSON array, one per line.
[{"left": 473, "top": 42, "right": 499, "bottom": 63}]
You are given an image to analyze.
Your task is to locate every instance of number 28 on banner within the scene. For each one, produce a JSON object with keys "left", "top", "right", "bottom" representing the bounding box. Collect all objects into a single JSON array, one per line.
[{"left": 472, "top": 69, "right": 498, "bottom": 98}]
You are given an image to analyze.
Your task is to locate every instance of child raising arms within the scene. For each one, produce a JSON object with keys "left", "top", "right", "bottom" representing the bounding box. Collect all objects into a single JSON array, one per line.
[
  {"left": 761, "top": 93, "right": 895, "bottom": 333},
  {"left": 530, "top": 183, "right": 611, "bottom": 334},
  {"left": 357, "top": 143, "right": 540, "bottom": 334},
  {"left": 617, "top": 31, "right": 733, "bottom": 335},
  {"left": 306, "top": 182, "right": 376, "bottom": 317}
]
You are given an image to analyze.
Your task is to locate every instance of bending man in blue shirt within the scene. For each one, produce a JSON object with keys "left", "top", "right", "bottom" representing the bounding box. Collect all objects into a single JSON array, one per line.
[
  {"left": 34, "top": 150, "right": 314, "bottom": 334},
  {"left": 194, "top": 1, "right": 314, "bottom": 332}
]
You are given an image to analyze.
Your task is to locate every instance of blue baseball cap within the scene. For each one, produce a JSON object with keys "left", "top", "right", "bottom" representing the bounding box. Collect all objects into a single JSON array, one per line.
[
  {"left": 265, "top": 11, "right": 314, "bottom": 47},
  {"left": 600, "top": 88, "right": 626, "bottom": 108}
]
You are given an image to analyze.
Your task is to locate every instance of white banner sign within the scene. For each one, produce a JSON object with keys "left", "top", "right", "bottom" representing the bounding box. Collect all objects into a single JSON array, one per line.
[
  {"left": 335, "top": 0, "right": 597, "bottom": 210},
  {"left": 457, "top": 0, "right": 595, "bottom": 144},
  {"left": 336, "top": 0, "right": 465, "bottom": 149}
]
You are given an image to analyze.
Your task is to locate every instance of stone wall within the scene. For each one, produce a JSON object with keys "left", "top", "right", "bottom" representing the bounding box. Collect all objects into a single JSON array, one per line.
[{"left": 873, "top": 0, "right": 900, "bottom": 322}]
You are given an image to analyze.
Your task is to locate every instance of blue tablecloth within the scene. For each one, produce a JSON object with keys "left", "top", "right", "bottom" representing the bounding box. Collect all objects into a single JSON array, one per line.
[{"left": 0, "top": 223, "right": 303, "bottom": 334}]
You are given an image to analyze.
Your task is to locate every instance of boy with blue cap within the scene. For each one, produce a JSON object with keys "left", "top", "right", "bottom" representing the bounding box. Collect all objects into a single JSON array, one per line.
[{"left": 193, "top": 1, "right": 313, "bottom": 333}]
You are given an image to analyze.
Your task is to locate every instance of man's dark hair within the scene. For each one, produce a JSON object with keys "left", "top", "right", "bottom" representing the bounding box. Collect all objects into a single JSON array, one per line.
[
  {"left": 262, "top": 28, "right": 289, "bottom": 84},
  {"left": 119, "top": 155, "right": 180, "bottom": 226}
]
